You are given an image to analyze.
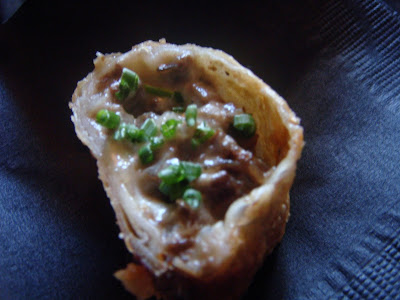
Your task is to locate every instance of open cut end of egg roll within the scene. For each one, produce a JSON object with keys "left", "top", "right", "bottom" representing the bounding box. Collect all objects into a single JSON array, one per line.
[{"left": 70, "top": 40, "right": 303, "bottom": 300}]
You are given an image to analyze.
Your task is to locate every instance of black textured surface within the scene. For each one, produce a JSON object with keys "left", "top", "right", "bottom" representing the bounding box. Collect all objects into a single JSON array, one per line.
[
  {"left": 1, "top": 0, "right": 399, "bottom": 299},
  {"left": 0, "top": 0, "right": 25, "bottom": 23}
]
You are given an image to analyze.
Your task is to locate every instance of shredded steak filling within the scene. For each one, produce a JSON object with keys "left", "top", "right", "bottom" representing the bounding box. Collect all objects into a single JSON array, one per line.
[{"left": 99, "top": 60, "right": 270, "bottom": 255}]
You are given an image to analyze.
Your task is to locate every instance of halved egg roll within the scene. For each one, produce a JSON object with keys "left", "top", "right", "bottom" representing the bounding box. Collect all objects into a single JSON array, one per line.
[{"left": 70, "top": 40, "right": 303, "bottom": 300}]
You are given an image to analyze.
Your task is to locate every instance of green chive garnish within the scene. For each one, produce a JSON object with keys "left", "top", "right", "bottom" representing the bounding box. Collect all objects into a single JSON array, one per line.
[
  {"left": 126, "top": 124, "right": 142, "bottom": 142},
  {"left": 144, "top": 85, "right": 174, "bottom": 97},
  {"left": 192, "top": 122, "right": 215, "bottom": 146},
  {"left": 113, "top": 123, "right": 141, "bottom": 141},
  {"left": 158, "top": 181, "right": 174, "bottom": 201},
  {"left": 158, "top": 164, "right": 185, "bottom": 184},
  {"left": 161, "top": 119, "right": 181, "bottom": 139},
  {"left": 191, "top": 139, "right": 201, "bottom": 148},
  {"left": 150, "top": 136, "right": 164, "bottom": 150},
  {"left": 139, "top": 144, "right": 154, "bottom": 164},
  {"left": 159, "top": 181, "right": 187, "bottom": 202},
  {"left": 96, "top": 109, "right": 120, "bottom": 129},
  {"left": 114, "top": 123, "right": 146, "bottom": 142},
  {"left": 140, "top": 118, "right": 158, "bottom": 139},
  {"left": 185, "top": 104, "right": 197, "bottom": 127},
  {"left": 180, "top": 161, "right": 202, "bottom": 182},
  {"left": 172, "top": 106, "right": 185, "bottom": 113},
  {"left": 115, "top": 68, "right": 139, "bottom": 101},
  {"left": 233, "top": 114, "right": 256, "bottom": 137},
  {"left": 183, "top": 188, "right": 202, "bottom": 209},
  {"left": 158, "top": 159, "right": 202, "bottom": 184},
  {"left": 158, "top": 159, "right": 203, "bottom": 202},
  {"left": 135, "top": 130, "right": 146, "bottom": 143},
  {"left": 113, "top": 123, "right": 127, "bottom": 140}
]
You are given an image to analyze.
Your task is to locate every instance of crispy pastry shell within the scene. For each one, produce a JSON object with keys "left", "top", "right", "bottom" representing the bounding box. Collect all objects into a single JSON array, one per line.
[{"left": 70, "top": 41, "right": 303, "bottom": 300}]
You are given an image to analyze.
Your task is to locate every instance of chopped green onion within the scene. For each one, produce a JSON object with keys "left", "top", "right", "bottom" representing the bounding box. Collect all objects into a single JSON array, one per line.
[
  {"left": 173, "top": 91, "right": 184, "bottom": 103},
  {"left": 158, "top": 159, "right": 203, "bottom": 202},
  {"left": 172, "top": 106, "right": 185, "bottom": 113},
  {"left": 183, "top": 188, "right": 202, "bottom": 209},
  {"left": 134, "top": 130, "right": 146, "bottom": 143},
  {"left": 125, "top": 124, "right": 142, "bottom": 142},
  {"left": 161, "top": 119, "right": 181, "bottom": 139},
  {"left": 139, "top": 144, "right": 154, "bottom": 164},
  {"left": 144, "top": 85, "right": 174, "bottom": 97},
  {"left": 180, "top": 161, "right": 202, "bottom": 182},
  {"left": 140, "top": 118, "right": 158, "bottom": 139},
  {"left": 114, "top": 123, "right": 147, "bottom": 142},
  {"left": 158, "top": 159, "right": 202, "bottom": 184},
  {"left": 96, "top": 109, "right": 120, "bottom": 129},
  {"left": 159, "top": 181, "right": 187, "bottom": 202},
  {"left": 158, "top": 181, "right": 173, "bottom": 201},
  {"left": 192, "top": 122, "right": 215, "bottom": 146},
  {"left": 185, "top": 104, "right": 197, "bottom": 127},
  {"left": 113, "top": 123, "right": 127, "bottom": 140},
  {"left": 158, "top": 164, "right": 185, "bottom": 184},
  {"left": 150, "top": 136, "right": 164, "bottom": 150},
  {"left": 114, "top": 123, "right": 139, "bottom": 141},
  {"left": 115, "top": 68, "right": 139, "bottom": 101},
  {"left": 191, "top": 138, "right": 201, "bottom": 148},
  {"left": 233, "top": 114, "right": 256, "bottom": 137}
]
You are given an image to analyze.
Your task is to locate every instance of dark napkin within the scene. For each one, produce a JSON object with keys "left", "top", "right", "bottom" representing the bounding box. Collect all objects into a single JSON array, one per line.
[
  {"left": 0, "top": 0, "right": 25, "bottom": 23},
  {"left": 1, "top": 0, "right": 399, "bottom": 299}
]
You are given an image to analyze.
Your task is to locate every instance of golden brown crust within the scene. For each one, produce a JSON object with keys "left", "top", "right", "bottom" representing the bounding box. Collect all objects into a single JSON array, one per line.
[
  {"left": 70, "top": 40, "right": 303, "bottom": 299},
  {"left": 114, "top": 264, "right": 157, "bottom": 300}
]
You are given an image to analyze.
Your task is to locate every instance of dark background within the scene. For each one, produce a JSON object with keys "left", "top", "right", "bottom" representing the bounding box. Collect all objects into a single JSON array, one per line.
[{"left": 1, "top": 0, "right": 399, "bottom": 299}]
